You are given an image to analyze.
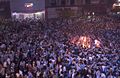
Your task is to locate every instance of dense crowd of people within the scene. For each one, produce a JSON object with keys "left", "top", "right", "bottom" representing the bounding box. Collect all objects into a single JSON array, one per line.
[{"left": 0, "top": 16, "right": 120, "bottom": 78}]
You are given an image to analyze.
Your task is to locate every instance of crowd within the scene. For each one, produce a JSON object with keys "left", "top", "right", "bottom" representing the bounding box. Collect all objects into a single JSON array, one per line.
[{"left": 0, "top": 16, "right": 120, "bottom": 78}]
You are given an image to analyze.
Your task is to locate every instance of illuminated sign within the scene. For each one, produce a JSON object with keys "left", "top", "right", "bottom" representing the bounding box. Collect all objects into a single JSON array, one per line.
[{"left": 25, "top": 3, "right": 33, "bottom": 8}]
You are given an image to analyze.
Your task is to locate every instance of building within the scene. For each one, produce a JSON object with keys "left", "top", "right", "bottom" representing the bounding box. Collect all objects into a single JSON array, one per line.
[
  {"left": 11, "top": 0, "right": 45, "bottom": 19},
  {"left": 45, "top": 0, "right": 115, "bottom": 19},
  {"left": 0, "top": 0, "right": 115, "bottom": 19},
  {"left": 81, "top": 0, "right": 111, "bottom": 16},
  {"left": 45, "top": 0, "right": 82, "bottom": 19},
  {"left": 0, "top": 0, "right": 11, "bottom": 19}
]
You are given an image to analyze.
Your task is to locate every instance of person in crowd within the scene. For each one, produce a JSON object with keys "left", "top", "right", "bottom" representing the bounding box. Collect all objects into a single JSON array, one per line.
[{"left": 0, "top": 15, "right": 120, "bottom": 78}]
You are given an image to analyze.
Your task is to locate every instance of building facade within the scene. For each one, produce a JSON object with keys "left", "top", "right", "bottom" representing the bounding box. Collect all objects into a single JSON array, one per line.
[
  {"left": 0, "top": 0, "right": 116, "bottom": 19},
  {"left": 45, "top": 0, "right": 83, "bottom": 19},
  {"left": 0, "top": 0, "right": 11, "bottom": 19},
  {"left": 81, "top": 0, "right": 113, "bottom": 16},
  {"left": 45, "top": 0, "right": 115, "bottom": 19}
]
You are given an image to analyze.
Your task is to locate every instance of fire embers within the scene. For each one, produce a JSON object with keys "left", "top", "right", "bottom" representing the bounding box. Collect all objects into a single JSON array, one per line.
[
  {"left": 70, "top": 36, "right": 91, "bottom": 48},
  {"left": 70, "top": 36, "right": 101, "bottom": 48}
]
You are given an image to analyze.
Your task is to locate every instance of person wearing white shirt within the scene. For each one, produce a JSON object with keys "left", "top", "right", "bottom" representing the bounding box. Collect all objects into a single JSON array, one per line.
[{"left": 100, "top": 73, "right": 106, "bottom": 78}]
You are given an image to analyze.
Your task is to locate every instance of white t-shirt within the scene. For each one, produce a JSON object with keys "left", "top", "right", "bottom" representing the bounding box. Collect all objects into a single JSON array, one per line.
[{"left": 100, "top": 73, "right": 106, "bottom": 78}]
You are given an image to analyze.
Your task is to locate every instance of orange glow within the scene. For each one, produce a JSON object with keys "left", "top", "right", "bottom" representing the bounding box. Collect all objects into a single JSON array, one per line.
[
  {"left": 81, "top": 36, "right": 91, "bottom": 48},
  {"left": 71, "top": 36, "right": 91, "bottom": 48}
]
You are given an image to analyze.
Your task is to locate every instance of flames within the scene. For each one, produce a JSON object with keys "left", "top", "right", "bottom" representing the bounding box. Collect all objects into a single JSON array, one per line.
[{"left": 70, "top": 36, "right": 101, "bottom": 48}]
